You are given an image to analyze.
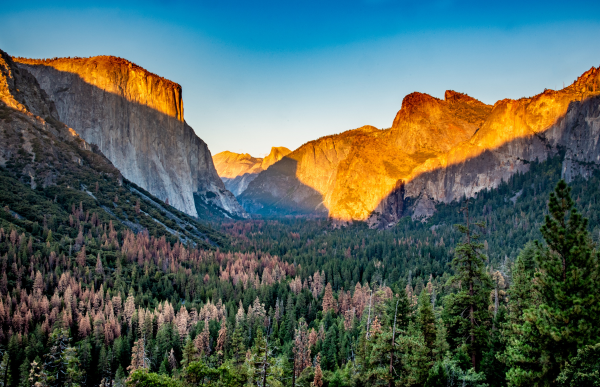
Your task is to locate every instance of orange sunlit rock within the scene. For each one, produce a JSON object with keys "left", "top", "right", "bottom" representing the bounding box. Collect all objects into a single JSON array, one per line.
[{"left": 240, "top": 67, "right": 600, "bottom": 227}]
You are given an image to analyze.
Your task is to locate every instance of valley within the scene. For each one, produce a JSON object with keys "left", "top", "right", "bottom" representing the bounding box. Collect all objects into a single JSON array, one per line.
[{"left": 0, "top": 46, "right": 599, "bottom": 387}]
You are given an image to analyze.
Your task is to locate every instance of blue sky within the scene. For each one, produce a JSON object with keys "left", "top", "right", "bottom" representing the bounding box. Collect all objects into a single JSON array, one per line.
[{"left": 2, "top": 1, "right": 600, "bottom": 156}]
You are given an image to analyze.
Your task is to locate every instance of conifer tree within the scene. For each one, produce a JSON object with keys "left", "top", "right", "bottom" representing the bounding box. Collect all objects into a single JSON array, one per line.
[
  {"left": 321, "top": 324, "right": 339, "bottom": 371},
  {"left": 312, "top": 353, "right": 323, "bottom": 387},
  {"left": 128, "top": 337, "right": 149, "bottom": 373},
  {"left": 443, "top": 200, "right": 492, "bottom": 371},
  {"left": 43, "top": 329, "right": 83, "bottom": 387},
  {"left": 322, "top": 283, "right": 335, "bottom": 314},
  {"left": 180, "top": 338, "right": 197, "bottom": 368},
  {"left": 0, "top": 351, "right": 10, "bottom": 387},
  {"left": 506, "top": 180, "right": 600, "bottom": 385},
  {"left": 230, "top": 322, "right": 247, "bottom": 367},
  {"left": 283, "top": 294, "right": 296, "bottom": 343},
  {"left": 248, "top": 329, "right": 276, "bottom": 387},
  {"left": 416, "top": 289, "right": 437, "bottom": 360}
]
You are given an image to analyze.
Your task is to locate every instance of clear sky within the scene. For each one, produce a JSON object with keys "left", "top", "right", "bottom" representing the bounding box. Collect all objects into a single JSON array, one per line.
[{"left": 2, "top": 0, "right": 600, "bottom": 157}]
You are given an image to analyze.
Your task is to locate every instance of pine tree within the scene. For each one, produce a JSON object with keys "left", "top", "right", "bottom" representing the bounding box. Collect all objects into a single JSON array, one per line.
[
  {"left": 0, "top": 351, "right": 10, "bottom": 387},
  {"left": 283, "top": 294, "right": 296, "bottom": 343},
  {"left": 248, "top": 329, "right": 276, "bottom": 387},
  {"left": 181, "top": 338, "right": 197, "bottom": 368},
  {"left": 293, "top": 319, "right": 311, "bottom": 383},
  {"left": 159, "top": 352, "right": 169, "bottom": 375},
  {"left": 43, "top": 329, "right": 83, "bottom": 387},
  {"left": 443, "top": 199, "right": 493, "bottom": 371},
  {"left": 416, "top": 289, "right": 437, "bottom": 360},
  {"left": 216, "top": 323, "right": 227, "bottom": 364},
  {"left": 312, "top": 353, "right": 323, "bottom": 387},
  {"left": 321, "top": 324, "right": 338, "bottom": 370},
  {"left": 501, "top": 243, "right": 543, "bottom": 385},
  {"left": 194, "top": 319, "right": 210, "bottom": 358},
  {"left": 322, "top": 283, "right": 335, "bottom": 314},
  {"left": 506, "top": 180, "right": 600, "bottom": 385},
  {"left": 230, "top": 322, "right": 246, "bottom": 367},
  {"left": 168, "top": 348, "right": 177, "bottom": 373},
  {"left": 128, "top": 337, "right": 149, "bottom": 373}
]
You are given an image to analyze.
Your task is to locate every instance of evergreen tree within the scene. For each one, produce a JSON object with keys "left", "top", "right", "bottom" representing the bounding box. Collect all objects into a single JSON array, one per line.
[
  {"left": 43, "top": 329, "right": 84, "bottom": 387},
  {"left": 230, "top": 322, "right": 247, "bottom": 367},
  {"left": 0, "top": 351, "right": 10, "bottom": 387},
  {"left": 180, "top": 339, "right": 197, "bottom": 368},
  {"left": 417, "top": 289, "right": 437, "bottom": 360},
  {"left": 321, "top": 325, "right": 338, "bottom": 371},
  {"left": 506, "top": 180, "right": 600, "bottom": 385},
  {"left": 247, "top": 329, "right": 278, "bottom": 387},
  {"left": 556, "top": 342, "right": 600, "bottom": 387},
  {"left": 443, "top": 200, "right": 493, "bottom": 371}
]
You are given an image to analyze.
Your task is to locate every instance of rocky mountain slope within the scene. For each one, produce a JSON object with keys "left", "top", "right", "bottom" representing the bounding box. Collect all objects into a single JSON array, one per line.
[
  {"left": 213, "top": 146, "right": 291, "bottom": 195},
  {"left": 240, "top": 68, "right": 600, "bottom": 227},
  {"left": 13, "top": 55, "right": 247, "bottom": 219},
  {"left": 0, "top": 48, "right": 225, "bottom": 246}
]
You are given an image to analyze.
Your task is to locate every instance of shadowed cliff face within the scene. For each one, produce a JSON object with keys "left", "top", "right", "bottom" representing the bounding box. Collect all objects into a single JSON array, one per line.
[
  {"left": 238, "top": 156, "right": 326, "bottom": 216},
  {"left": 242, "top": 67, "right": 600, "bottom": 227},
  {"left": 0, "top": 49, "right": 121, "bottom": 192},
  {"left": 213, "top": 146, "right": 291, "bottom": 196},
  {"left": 14, "top": 56, "right": 247, "bottom": 219}
]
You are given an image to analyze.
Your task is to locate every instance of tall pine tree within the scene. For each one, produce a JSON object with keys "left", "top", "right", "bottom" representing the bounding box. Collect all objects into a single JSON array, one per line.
[
  {"left": 443, "top": 200, "right": 492, "bottom": 371},
  {"left": 506, "top": 180, "right": 600, "bottom": 385}
]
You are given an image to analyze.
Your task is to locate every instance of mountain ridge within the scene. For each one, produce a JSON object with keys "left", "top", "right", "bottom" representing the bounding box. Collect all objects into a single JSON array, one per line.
[{"left": 239, "top": 67, "right": 600, "bottom": 227}]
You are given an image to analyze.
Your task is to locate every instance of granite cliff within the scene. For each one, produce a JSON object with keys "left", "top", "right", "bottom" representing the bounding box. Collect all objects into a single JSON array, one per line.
[
  {"left": 240, "top": 68, "right": 600, "bottom": 227},
  {"left": 0, "top": 48, "right": 224, "bottom": 246},
  {"left": 213, "top": 146, "right": 291, "bottom": 196},
  {"left": 13, "top": 56, "right": 247, "bottom": 219}
]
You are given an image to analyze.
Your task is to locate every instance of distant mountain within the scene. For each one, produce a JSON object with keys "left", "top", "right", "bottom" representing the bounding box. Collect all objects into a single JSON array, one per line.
[
  {"left": 13, "top": 55, "right": 247, "bottom": 220},
  {"left": 213, "top": 146, "right": 291, "bottom": 196},
  {"left": 239, "top": 69, "right": 600, "bottom": 227}
]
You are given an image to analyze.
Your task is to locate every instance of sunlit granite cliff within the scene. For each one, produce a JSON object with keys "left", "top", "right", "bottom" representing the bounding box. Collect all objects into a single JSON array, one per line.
[
  {"left": 213, "top": 146, "right": 291, "bottom": 196},
  {"left": 240, "top": 67, "right": 600, "bottom": 227},
  {"left": 14, "top": 56, "right": 247, "bottom": 219}
]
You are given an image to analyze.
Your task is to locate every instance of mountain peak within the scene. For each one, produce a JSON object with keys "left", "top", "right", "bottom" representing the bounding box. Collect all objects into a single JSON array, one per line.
[
  {"left": 262, "top": 146, "right": 292, "bottom": 169},
  {"left": 390, "top": 90, "right": 491, "bottom": 154}
]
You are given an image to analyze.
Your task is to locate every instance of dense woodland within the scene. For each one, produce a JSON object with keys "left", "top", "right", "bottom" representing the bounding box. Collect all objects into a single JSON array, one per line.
[{"left": 0, "top": 152, "right": 599, "bottom": 387}]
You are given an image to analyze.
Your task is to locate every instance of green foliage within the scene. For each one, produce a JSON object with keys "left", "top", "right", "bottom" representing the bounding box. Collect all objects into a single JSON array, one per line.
[
  {"left": 126, "top": 369, "right": 182, "bottom": 387},
  {"left": 443, "top": 203, "right": 493, "bottom": 371},
  {"left": 1, "top": 142, "right": 599, "bottom": 387},
  {"left": 556, "top": 342, "right": 600, "bottom": 387},
  {"left": 504, "top": 180, "right": 600, "bottom": 386}
]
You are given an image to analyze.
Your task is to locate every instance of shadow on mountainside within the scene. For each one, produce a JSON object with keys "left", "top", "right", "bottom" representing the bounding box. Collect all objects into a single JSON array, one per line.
[
  {"left": 370, "top": 93, "right": 600, "bottom": 228},
  {"left": 12, "top": 59, "right": 245, "bottom": 220},
  {"left": 238, "top": 87, "right": 600, "bottom": 227},
  {"left": 238, "top": 156, "right": 328, "bottom": 217}
]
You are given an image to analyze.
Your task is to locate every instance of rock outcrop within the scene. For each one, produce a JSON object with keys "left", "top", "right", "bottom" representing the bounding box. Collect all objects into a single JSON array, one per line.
[
  {"left": 213, "top": 146, "right": 291, "bottom": 196},
  {"left": 240, "top": 68, "right": 600, "bottom": 227},
  {"left": 14, "top": 56, "right": 247, "bottom": 219}
]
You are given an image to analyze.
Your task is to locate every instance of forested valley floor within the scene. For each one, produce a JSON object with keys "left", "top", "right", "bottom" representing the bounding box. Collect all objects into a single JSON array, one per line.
[{"left": 0, "top": 152, "right": 599, "bottom": 387}]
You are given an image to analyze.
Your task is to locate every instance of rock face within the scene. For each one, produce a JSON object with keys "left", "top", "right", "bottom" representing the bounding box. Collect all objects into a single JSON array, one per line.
[
  {"left": 241, "top": 68, "right": 600, "bottom": 227},
  {"left": 213, "top": 146, "right": 291, "bottom": 196},
  {"left": 14, "top": 56, "right": 247, "bottom": 219},
  {"left": 0, "top": 48, "right": 121, "bottom": 192}
]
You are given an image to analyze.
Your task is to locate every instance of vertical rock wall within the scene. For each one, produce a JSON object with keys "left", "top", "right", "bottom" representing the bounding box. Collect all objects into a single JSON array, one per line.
[{"left": 14, "top": 56, "right": 246, "bottom": 219}]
